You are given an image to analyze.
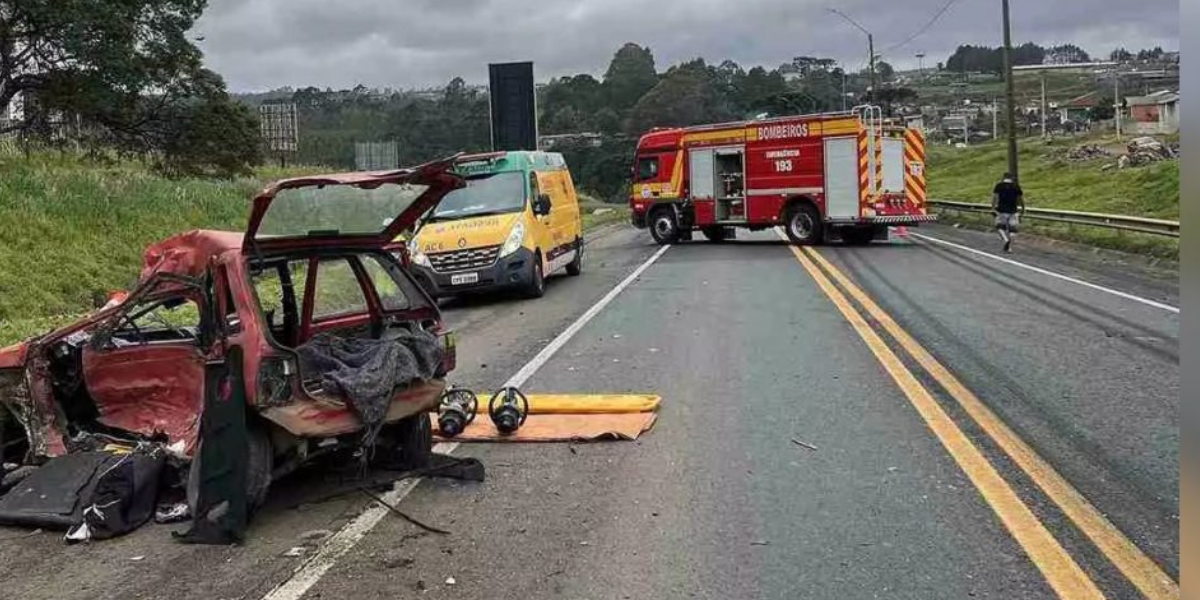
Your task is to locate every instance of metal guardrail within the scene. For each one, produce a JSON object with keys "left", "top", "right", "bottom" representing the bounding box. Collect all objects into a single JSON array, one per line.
[{"left": 928, "top": 200, "right": 1180, "bottom": 238}]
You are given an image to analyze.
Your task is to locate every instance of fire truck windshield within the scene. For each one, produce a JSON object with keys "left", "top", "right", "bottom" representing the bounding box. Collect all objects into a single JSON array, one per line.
[{"left": 427, "top": 171, "right": 527, "bottom": 222}]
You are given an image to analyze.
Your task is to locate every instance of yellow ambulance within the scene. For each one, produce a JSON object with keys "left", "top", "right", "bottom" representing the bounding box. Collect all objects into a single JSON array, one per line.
[{"left": 406, "top": 151, "right": 583, "bottom": 299}]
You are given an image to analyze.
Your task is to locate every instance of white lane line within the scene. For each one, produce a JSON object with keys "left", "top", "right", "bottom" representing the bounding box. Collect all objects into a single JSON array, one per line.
[
  {"left": 913, "top": 233, "right": 1180, "bottom": 314},
  {"left": 261, "top": 243, "right": 672, "bottom": 600},
  {"left": 504, "top": 243, "right": 673, "bottom": 388}
]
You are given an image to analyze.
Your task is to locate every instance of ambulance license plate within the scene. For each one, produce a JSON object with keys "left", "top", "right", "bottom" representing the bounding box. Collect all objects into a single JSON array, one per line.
[{"left": 450, "top": 272, "right": 480, "bottom": 286}]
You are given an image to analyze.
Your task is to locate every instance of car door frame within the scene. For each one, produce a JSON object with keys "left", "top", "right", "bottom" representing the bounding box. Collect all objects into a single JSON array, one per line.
[{"left": 81, "top": 271, "right": 220, "bottom": 454}]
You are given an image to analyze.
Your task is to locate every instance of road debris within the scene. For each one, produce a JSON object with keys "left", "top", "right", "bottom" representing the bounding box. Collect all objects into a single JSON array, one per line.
[
  {"left": 751, "top": 540, "right": 769, "bottom": 546},
  {"left": 791, "top": 438, "right": 818, "bottom": 451},
  {"left": 359, "top": 487, "right": 450, "bottom": 535},
  {"left": 283, "top": 546, "right": 308, "bottom": 557},
  {"left": 445, "top": 577, "right": 457, "bottom": 586},
  {"left": 154, "top": 502, "right": 190, "bottom": 524}
]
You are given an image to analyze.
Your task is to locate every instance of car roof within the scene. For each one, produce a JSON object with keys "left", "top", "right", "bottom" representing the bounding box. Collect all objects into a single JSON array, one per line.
[{"left": 141, "top": 230, "right": 244, "bottom": 280}]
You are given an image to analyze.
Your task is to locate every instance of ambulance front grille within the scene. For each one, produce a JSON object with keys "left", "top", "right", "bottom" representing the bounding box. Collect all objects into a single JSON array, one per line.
[{"left": 429, "top": 246, "right": 501, "bottom": 273}]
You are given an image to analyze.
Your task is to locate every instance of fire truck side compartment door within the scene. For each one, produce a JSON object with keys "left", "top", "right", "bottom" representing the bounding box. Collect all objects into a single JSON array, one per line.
[
  {"left": 689, "top": 149, "right": 715, "bottom": 200},
  {"left": 882, "top": 138, "right": 906, "bottom": 193},
  {"left": 823, "top": 137, "right": 860, "bottom": 219}
]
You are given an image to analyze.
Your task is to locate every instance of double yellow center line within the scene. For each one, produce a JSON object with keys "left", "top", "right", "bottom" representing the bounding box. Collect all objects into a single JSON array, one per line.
[{"left": 783, "top": 239, "right": 1178, "bottom": 600}]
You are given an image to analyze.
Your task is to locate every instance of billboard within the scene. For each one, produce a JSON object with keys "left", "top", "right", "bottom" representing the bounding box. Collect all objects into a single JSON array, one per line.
[{"left": 488, "top": 62, "right": 537, "bottom": 151}]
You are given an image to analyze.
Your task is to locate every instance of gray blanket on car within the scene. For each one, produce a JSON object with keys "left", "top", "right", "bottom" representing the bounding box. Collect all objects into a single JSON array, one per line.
[{"left": 296, "top": 325, "right": 443, "bottom": 449}]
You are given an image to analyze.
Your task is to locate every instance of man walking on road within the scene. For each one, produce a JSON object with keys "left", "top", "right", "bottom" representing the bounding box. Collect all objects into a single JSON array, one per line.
[{"left": 992, "top": 172, "right": 1025, "bottom": 253}]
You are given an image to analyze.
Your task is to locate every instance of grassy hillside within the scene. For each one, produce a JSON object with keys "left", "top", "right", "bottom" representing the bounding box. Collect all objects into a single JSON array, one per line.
[
  {"left": 0, "top": 151, "right": 628, "bottom": 346},
  {"left": 0, "top": 151, "right": 321, "bottom": 346},
  {"left": 927, "top": 134, "right": 1179, "bottom": 257}
]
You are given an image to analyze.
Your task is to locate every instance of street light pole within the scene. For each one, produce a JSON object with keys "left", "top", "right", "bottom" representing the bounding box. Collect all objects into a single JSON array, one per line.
[
  {"left": 1001, "top": 0, "right": 1020, "bottom": 182},
  {"left": 828, "top": 8, "right": 876, "bottom": 104}
]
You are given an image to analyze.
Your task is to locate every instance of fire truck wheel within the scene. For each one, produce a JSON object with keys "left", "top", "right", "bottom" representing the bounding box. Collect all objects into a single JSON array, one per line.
[
  {"left": 784, "top": 203, "right": 824, "bottom": 245},
  {"left": 650, "top": 209, "right": 680, "bottom": 245},
  {"left": 701, "top": 227, "right": 728, "bottom": 243}
]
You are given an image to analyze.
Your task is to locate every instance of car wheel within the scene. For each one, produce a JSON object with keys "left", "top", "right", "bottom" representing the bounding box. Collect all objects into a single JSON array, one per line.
[
  {"left": 389, "top": 413, "right": 433, "bottom": 470},
  {"left": 784, "top": 203, "right": 824, "bottom": 245},
  {"left": 649, "top": 209, "right": 680, "bottom": 245},
  {"left": 566, "top": 240, "right": 583, "bottom": 276},
  {"left": 187, "top": 425, "right": 273, "bottom": 516},
  {"left": 842, "top": 226, "right": 875, "bottom": 246},
  {"left": 524, "top": 253, "right": 546, "bottom": 298}
]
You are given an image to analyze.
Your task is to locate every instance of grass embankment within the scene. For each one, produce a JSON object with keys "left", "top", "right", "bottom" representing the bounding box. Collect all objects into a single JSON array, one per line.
[
  {"left": 927, "top": 134, "right": 1179, "bottom": 258},
  {"left": 0, "top": 152, "right": 629, "bottom": 346}
]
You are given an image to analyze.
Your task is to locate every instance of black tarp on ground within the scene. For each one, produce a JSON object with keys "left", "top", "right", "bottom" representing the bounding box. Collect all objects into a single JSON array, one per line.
[{"left": 0, "top": 451, "right": 111, "bottom": 529}]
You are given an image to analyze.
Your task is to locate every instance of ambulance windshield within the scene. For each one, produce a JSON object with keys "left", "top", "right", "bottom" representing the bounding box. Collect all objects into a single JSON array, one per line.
[{"left": 427, "top": 171, "right": 527, "bottom": 222}]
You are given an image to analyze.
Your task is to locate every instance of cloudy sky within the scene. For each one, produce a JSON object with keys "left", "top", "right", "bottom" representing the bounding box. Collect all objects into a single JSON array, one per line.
[{"left": 193, "top": 0, "right": 1179, "bottom": 92}]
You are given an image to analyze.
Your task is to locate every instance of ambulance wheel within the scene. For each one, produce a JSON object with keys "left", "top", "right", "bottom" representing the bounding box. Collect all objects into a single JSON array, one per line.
[
  {"left": 784, "top": 203, "right": 824, "bottom": 245},
  {"left": 524, "top": 253, "right": 546, "bottom": 298},
  {"left": 566, "top": 239, "right": 583, "bottom": 276},
  {"left": 650, "top": 209, "right": 680, "bottom": 245},
  {"left": 842, "top": 226, "right": 875, "bottom": 246},
  {"left": 701, "top": 227, "right": 729, "bottom": 243}
]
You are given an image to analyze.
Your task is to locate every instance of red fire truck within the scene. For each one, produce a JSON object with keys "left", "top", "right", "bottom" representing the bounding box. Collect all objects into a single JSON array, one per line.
[{"left": 628, "top": 107, "right": 935, "bottom": 245}]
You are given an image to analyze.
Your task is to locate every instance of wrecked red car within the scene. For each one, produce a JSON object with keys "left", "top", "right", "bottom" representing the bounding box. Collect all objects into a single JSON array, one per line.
[{"left": 0, "top": 157, "right": 464, "bottom": 508}]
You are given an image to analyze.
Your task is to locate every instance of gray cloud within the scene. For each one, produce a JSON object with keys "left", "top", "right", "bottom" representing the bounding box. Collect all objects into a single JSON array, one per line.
[{"left": 193, "top": 0, "right": 1179, "bottom": 92}]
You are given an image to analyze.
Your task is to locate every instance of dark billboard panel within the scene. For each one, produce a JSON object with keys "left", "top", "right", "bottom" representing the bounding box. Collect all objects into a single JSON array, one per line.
[{"left": 488, "top": 62, "right": 537, "bottom": 151}]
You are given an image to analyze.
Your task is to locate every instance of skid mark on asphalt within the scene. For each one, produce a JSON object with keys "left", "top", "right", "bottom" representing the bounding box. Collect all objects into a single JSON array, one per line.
[
  {"left": 259, "top": 245, "right": 673, "bottom": 600},
  {"left": 798, "top": 242, "right": 1178, "bottom": 600},
  {"left": 917, "top": 242, "right": 1179, "bottom": 367},
  {"left": 913, "top": 234, "right": 1179, "bottom": 314}
]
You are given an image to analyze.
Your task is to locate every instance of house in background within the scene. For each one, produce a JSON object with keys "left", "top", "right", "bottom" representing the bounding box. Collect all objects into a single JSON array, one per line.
[
  {"left": 1125, "top": 90, "right": 1179, "bottom": 135},
  {"left": 1055, "top": 91, "right": 1101, "bottom": 125}
]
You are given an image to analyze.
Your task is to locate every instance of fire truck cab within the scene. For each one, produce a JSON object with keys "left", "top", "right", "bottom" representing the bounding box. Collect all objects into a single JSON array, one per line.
[{"left": 629, "top": 107, "right": 935, "bottom": 245}]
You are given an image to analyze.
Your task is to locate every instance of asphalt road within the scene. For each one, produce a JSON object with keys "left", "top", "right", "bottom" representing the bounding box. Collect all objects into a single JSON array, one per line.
[{"left": 0, "top": 223, "right": 1178, "bottom": 600}]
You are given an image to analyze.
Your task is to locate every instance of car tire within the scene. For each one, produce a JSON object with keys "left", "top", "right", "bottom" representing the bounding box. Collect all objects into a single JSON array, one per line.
[
  {"left": 187, "top": 425, "right": 273, "bottom": 516},
  {"left": 784, "top": 203, "right": 824, "bottom": 245},
  {"left": 649, "top": 208, "right": 680, "bottom": 245},
  {"left": 524, "top": 253, "right": 546, "bottom": 298},
  {"left": 566, "top": 240, "right": 583, "bottom": 276},
  {"left": 384, "top": 412, "right": 434, "bottom": 471},
  {"left": 842, "top": 226, "right": 875, "bottom": 246}
]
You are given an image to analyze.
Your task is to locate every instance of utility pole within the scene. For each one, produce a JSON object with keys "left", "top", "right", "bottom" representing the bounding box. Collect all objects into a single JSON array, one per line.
[
  {"left": 828, "top": 9, "right": 876, "bottom": 104},
  {"left": 1001, "top": 0, "right": 1020, "bottom": 182},
  {"left": 841, "top": 68, "right": 848, "bottom": 111},
  {"left": 1115, "top": 72, "right": 1123, "bottom": 140},
  {"left": 868, "top": 33, "right": 877, "bottom": 104},
  {"left": 1040, "top": 73, "right": 1048, "bottom": 138},
  {"left": 993, "top": 97, "right": 999, "bottom": 140}
]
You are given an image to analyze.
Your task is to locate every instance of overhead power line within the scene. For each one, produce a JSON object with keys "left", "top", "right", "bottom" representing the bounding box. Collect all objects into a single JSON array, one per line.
[{"left": 885, "top": 0, "right": 960, "bottom": 53}]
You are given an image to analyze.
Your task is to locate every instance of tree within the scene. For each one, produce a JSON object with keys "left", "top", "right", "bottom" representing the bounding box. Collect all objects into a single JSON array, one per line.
[
  {"left": 625, "top": 59, "right": 735, "bottom": 133},
  {"left": 0, "top": 0, "right": 206, "bottom": 129},
  {"left": 159, "top": 91, "right": 262, "bottom": 178},
  {"left": 1110, "top": 48, "right": 1133, "bottom": 63},
  {"left": 875, "top": 61, "right": 895, "bottom": 81},
  {"left": 1045, "top": 44, "right": 1090, "bottom": 64},
  {"left": 603, "top": 43, "right": 658, "bottom": 110},
  {"left": 0, "top": 0, "right": 261, "bottom": 176}
]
